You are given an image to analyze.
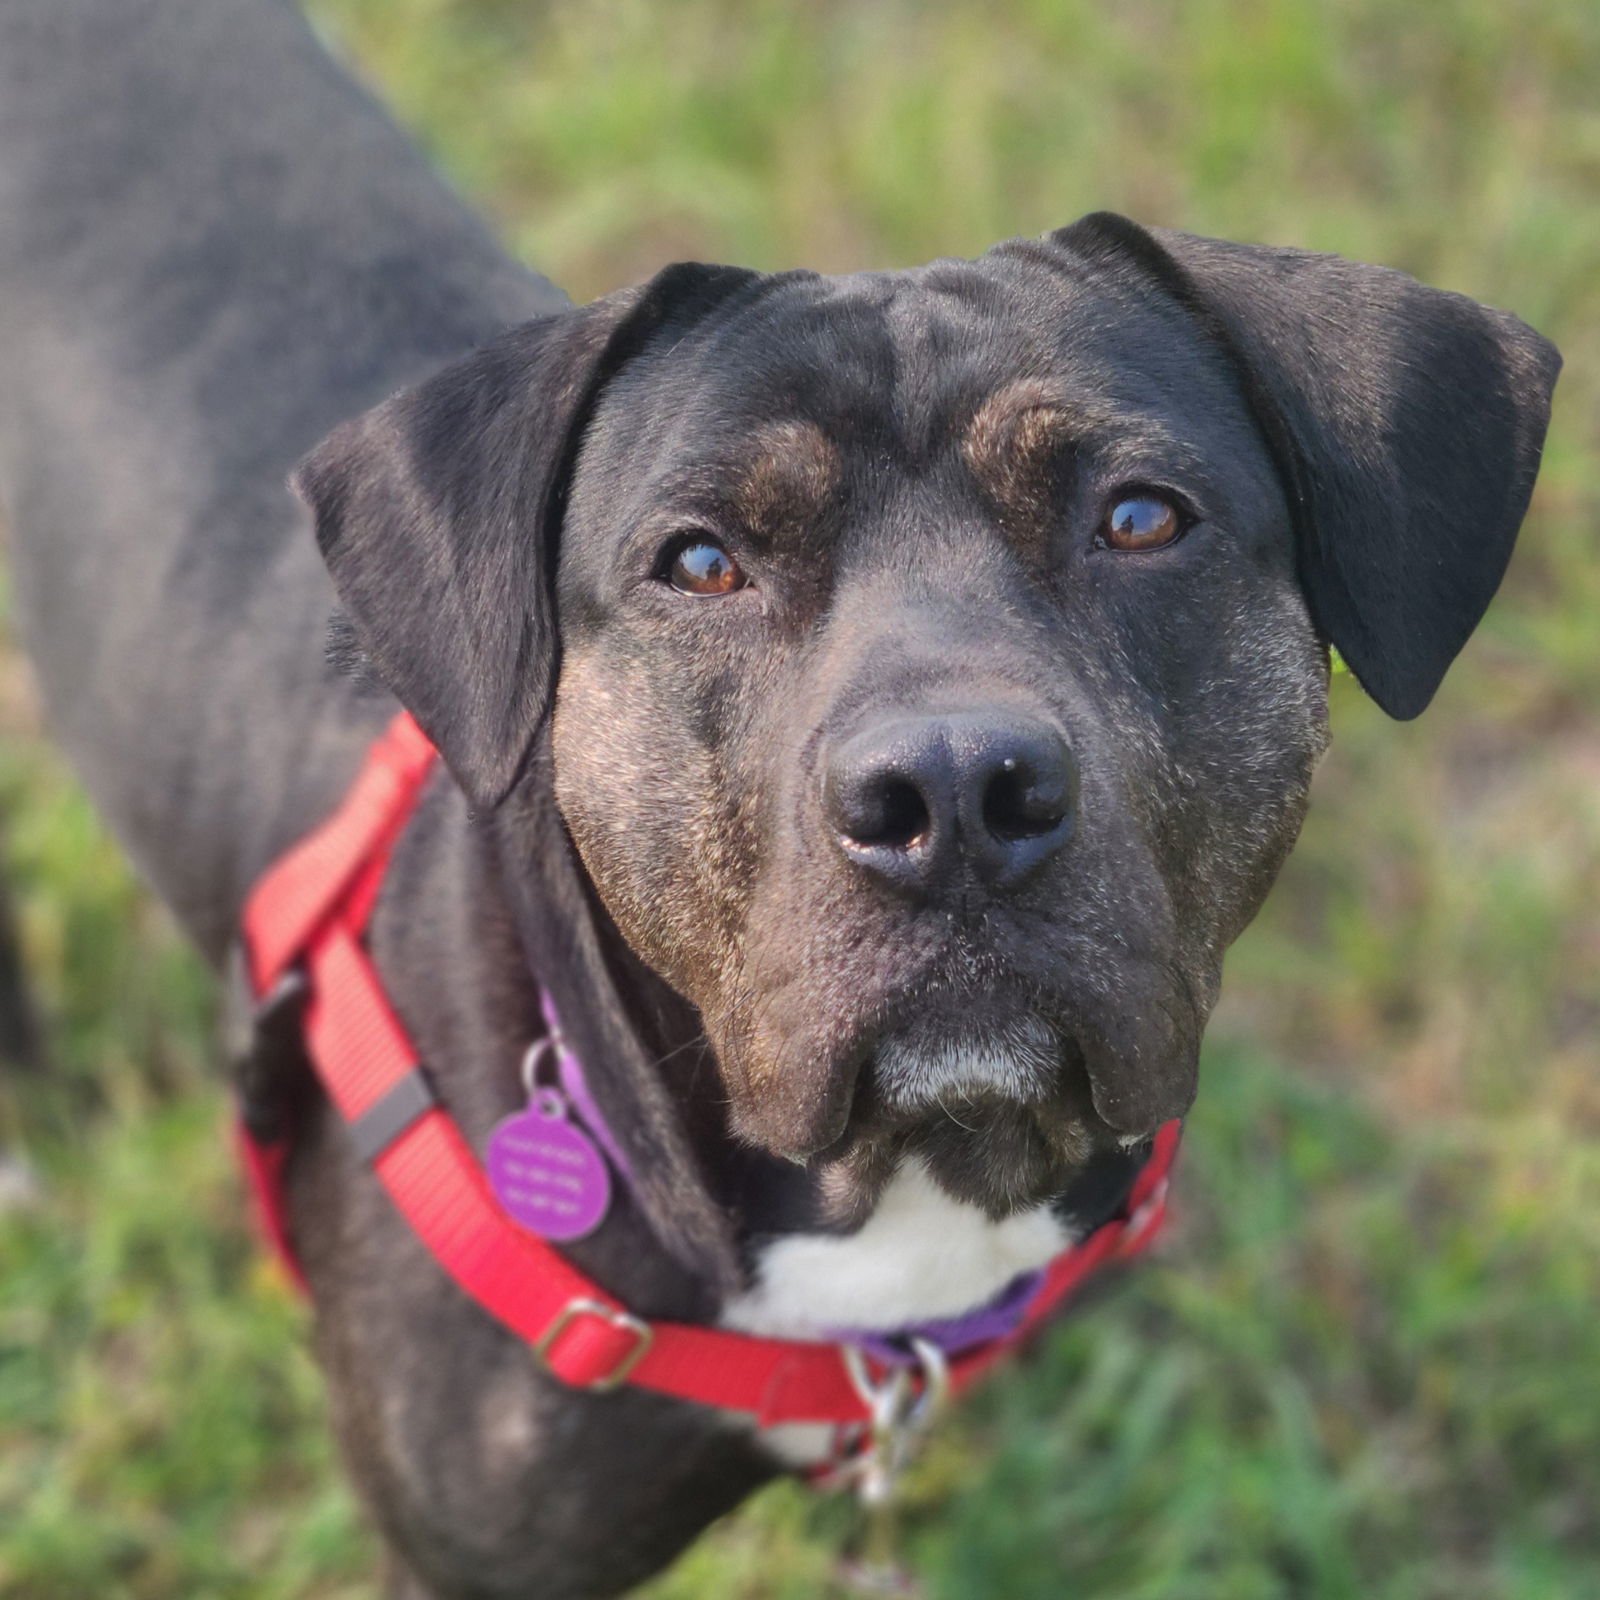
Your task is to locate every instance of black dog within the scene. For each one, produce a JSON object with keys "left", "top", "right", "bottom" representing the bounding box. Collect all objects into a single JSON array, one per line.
[{"left": 0, "top": 0, "right": 1559, "bottom": 1594}]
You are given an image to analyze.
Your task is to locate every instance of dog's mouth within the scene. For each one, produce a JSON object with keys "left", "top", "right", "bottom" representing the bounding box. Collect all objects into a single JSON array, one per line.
[
  {"left": 809, "top": 1016, "right": 1127, "bottom": 1223},
  {"left": 722, "top": 938, "right": 1198, "bottom": 1216}
]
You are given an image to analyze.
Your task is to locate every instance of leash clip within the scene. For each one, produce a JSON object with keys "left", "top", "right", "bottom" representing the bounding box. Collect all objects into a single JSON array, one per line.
[{"left": 839, "top": 1336, "right": 950, "bottom": 1505}]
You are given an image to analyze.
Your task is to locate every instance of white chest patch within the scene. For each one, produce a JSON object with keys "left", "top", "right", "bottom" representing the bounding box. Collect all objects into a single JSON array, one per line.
[{"left": 719, "top": 1159, "right": 1073, "bottom": 1341}]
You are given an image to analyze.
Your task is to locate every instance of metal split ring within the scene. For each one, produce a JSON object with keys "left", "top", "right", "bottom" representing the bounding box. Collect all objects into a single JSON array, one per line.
[{"left": 519, "top": 1036, "right": 556, "bottom": 1099}]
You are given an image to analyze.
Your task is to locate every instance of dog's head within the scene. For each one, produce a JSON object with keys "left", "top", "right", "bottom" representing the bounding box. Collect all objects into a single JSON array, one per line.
[{"left": 295, "top": 215, "right": 1558, "bottom": 1220}]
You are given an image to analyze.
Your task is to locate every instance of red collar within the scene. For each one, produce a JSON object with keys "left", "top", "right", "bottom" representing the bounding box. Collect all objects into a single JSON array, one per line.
[{"left": 238, "top": 712, "right": 1180, "bottom": 1464}]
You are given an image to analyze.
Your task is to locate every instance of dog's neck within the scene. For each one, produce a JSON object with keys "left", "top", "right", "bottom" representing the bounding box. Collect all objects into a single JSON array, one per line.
[
  {"left": 482, "top": 755, "right": 1100, "bottom": 1347},
  {"left": 487, "top": 762, "right": 815, "bottom": 1260},
  {"left": 481, "top": 763, "right": 741, "bottom": 1298}
]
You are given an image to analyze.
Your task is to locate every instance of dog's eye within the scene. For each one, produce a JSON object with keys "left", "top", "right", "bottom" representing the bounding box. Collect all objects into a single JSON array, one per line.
[
  {"left": 1100, "top": 493, "right": 1187, "bottom": 552},
  {"left": 663, "top": 537, "right": 748, "bottom": 596}
]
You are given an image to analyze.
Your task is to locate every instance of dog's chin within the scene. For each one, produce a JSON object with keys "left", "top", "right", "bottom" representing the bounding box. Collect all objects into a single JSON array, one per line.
[{"left": 810, "top": 1022, "right": 1118, "bottom": 1224}]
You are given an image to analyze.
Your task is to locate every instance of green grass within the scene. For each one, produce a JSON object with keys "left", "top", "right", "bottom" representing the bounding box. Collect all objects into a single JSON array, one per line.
[{"left": 4, "top": 0, "right": 1600, "bottom": 1594}]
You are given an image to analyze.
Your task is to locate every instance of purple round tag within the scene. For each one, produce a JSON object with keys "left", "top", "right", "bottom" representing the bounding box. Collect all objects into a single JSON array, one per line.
[{"left": 486, "top": 1090, "right": 611, "bottom": 1242}]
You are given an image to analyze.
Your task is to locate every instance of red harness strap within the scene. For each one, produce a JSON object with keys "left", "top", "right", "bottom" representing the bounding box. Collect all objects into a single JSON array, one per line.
[{"left": 239, "top": 712, "right": 1180, "bottom": 1432}]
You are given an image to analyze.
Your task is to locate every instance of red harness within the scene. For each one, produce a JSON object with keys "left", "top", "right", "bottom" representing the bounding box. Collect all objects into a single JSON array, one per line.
[{"left": 239, "top": 711, "right": 1180, "bottom": 1450}]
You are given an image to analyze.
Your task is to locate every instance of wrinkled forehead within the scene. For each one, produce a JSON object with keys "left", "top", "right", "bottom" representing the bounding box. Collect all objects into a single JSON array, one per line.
[{"left": 577, "top": 246, "right": 1268, "bottom": 516}]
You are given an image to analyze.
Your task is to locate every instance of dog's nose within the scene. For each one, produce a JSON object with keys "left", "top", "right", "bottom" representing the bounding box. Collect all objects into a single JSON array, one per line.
[{"left": 824, "top": 712, "right": 1076, "bottom": 897}]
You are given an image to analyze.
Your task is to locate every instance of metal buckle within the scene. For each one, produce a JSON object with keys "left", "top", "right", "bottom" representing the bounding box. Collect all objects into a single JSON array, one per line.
[
  {"left": 533, "top": 1298, "right": 654, "bottom": 1392},
  {"left": 254, "top": 965, "right": 308, "bottom": 1023},
  {"left": 838, "top": 1337, "right": 951, "bottom": 1506}
]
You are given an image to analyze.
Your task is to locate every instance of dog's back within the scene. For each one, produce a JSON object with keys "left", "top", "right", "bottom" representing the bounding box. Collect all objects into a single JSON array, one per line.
[{"left": 0, "top": 0, "right": 563, "bottom": 956}]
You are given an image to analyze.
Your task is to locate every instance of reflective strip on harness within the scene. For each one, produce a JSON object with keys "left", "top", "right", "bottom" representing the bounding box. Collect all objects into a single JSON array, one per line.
[{"left": 239, "top": 711, "right": 1181, "bottom": 1431}]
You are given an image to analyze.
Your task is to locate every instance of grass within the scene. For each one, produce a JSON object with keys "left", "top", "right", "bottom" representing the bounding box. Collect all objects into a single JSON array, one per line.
[{"left": 3, "top": 0, "right": 1600, "bottom": 1594}]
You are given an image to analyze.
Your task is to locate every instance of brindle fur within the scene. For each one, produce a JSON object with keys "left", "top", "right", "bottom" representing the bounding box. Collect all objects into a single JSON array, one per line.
[{"left": 0, "top": 2, "right": 1559, "bottom": 1595}]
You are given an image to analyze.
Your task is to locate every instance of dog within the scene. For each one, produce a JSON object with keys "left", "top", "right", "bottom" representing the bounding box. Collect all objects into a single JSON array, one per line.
[{"left": 0, "top": 0, "right": 1560, "bottom": 1594}]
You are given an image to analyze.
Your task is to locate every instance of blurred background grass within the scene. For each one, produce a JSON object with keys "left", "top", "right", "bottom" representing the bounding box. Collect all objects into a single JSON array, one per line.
[{"left": 1, "top": 0, "right": 1597, "bottom": 1594}]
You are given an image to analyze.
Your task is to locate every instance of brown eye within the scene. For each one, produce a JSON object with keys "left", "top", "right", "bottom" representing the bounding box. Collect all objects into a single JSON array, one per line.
[
  {"left": 1101, "top": 493, "right": 1186, "bottom": 552},
  {"left": 666, "top": 538, "right": 747, "bottom": 596}
]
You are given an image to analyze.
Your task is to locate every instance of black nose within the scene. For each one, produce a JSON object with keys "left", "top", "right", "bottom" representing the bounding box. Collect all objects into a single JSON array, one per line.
[{"left": 824, "top": 712, "right": 1076, "bottom": 898}]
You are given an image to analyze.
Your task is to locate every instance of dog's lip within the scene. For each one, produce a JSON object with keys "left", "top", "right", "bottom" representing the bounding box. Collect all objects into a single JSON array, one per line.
[
  {"left": 732, "top": 971, "right": 1184, "bottom": 1166},
  {"left": 812, "top": 1092, "right": 1114, "bottom": 1221},
  {"left": 868, "top": 1016, "right": 1063, "bottom": 1112},
  {"left": 803, "top": 1023, "right": 1125, "bottom": 1217},
  {"left": 853, "top": 1011, "right": 1097, "bottom": 1121}
]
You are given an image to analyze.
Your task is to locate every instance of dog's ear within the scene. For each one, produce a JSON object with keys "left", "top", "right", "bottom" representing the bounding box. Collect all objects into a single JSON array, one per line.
[
  {"left": 293, "top": 262, "right": 761, "bottom": 808},
  {"left": 1051, "top": 212, "right": 1561, "bottom": 718}
]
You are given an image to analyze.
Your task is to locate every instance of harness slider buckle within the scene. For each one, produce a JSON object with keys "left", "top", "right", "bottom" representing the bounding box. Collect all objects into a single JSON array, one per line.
[{"left": 534, "top": 1297, "right": 654, "bottom": 1392}]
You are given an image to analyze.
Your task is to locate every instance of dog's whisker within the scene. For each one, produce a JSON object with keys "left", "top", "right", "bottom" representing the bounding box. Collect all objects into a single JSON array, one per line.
[
  {"left": 938, "top": 1097, "right": 981, "bottom": 1135},
  {"left": 646, "top": 1032, "right": 709, "bottom": 1074}
]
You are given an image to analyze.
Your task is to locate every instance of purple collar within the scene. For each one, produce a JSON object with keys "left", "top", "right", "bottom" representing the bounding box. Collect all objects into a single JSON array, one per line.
[
  {"left": 539, "top": 990, "right": 636, "bottom": 1185},
  {"left": 834, "top": 1269, "right": 1046, "bottom": 1366}
]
